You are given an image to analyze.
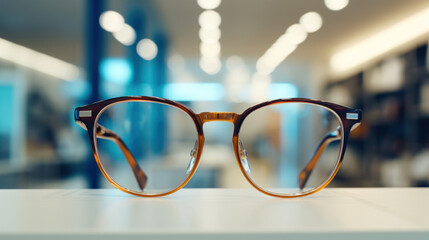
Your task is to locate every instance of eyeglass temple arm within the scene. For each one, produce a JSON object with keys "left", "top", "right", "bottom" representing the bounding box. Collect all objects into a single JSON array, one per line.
[
  {"left": 298, "top": 127, "right": 341, "bottom": 190},
  {"left": 95, "top": 124, "right": 148, "bottom": 190}
]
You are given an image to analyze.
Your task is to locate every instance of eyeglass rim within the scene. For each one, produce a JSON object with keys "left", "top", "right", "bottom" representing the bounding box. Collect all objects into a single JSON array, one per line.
[
  {"left": 233, "top": 99, "right": 355, "bottom": 198},
  {"left": 74, "top": 96, "right": 362, "bottom": 198},
  {"left": 75, "top": 96, "right": 204, "bottom": 197}
]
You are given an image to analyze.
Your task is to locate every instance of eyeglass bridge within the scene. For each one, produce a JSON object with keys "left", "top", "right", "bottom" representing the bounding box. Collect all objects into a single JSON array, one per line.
[{"left": 198, "top": 112, "right": 239, "bottom": 123}]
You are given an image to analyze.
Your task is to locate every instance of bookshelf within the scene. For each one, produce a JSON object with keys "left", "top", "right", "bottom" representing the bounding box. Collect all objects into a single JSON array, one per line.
[{"left": 323, "top": 43, "right": 429, "bottom": 187}]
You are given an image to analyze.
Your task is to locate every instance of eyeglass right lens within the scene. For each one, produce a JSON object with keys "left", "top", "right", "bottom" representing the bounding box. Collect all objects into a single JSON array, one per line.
[
  {"left": 238, "top": 102, "right": 343, "bottom": 196},
  {"left": 95, "top": 101, "right": 198, "bottom": 195}
]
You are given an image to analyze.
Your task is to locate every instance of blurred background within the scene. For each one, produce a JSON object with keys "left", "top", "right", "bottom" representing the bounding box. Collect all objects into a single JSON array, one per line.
[{"left": 0, "top": 0, "right": 428, "bottom": 190}]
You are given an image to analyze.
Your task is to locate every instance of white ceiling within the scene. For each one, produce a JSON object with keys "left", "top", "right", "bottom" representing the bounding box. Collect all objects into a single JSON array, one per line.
[
  {"left": 0, "top": 0, "right": 428, "bottom": 77},
  {"left": 156, "top": 0, "right": 429, "bottom": 64}
]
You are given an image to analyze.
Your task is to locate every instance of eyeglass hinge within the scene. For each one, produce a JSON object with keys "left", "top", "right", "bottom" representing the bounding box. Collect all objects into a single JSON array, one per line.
[
  {"left": 346, "top": 112, "right": 359, "bottom": 120},
  {"left": 79, "top": 110, "right": 92, "bottom": 118}
]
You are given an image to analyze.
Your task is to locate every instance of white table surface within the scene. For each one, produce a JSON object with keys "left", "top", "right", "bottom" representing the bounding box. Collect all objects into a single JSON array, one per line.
[{"left": 0, "top": 188, "right": 428, "bottom": 240}]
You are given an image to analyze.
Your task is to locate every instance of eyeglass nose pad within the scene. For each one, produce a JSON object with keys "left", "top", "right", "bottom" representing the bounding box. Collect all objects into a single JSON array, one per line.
[
  {"left": 239, "top": 140, "right": 251, "bottom": 174},
  {"left": 186, "top": 140, "right": 198, "bottom": 175}
]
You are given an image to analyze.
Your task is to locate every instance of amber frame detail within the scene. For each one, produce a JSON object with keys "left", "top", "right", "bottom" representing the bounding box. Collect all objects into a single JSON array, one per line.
[{"left": 75, "top": 96, "right": 362, "bottom": 198}]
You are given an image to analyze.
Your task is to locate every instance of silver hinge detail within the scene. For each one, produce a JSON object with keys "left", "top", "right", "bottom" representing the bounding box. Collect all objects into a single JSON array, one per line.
[
  {"left": 79, "top": 110, "right": 92, "bottom": 118},
  {"left": 346, "top": 113, "right": 359, "bottom": 120}
]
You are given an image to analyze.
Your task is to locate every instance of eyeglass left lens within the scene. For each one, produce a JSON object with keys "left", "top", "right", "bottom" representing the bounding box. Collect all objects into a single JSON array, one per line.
[{"left": 94, "top": 101, "right": 198, "bottom": 195}]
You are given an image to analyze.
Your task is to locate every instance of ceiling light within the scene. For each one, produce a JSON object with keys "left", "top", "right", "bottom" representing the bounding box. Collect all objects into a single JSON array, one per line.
[
  {"left": 200, "top": 57, "right": 221, "bottom": 75},
  {"left": 299, "top": 12, "right": 323, "bottom": 33},
  {"left": 324, "top": 0, "right": 349, "bottom": 11},
  {"left": 226, "top": 55, "right": 245, "bottom": 71},
  {"left": 255, "top": 11, "right": 317, "bottom": 76},
  {"left": 99, "top": 11, "right": 125, "bottom": 33},
  {"left": 285, "top": 24, "right": 307, "bottom": 44},
  {"left": 0, "top": 38, "right": 79, "bottom": 81},
  {"left": 272, "top": 43, "right": 297, "bottom": 61},
  {"left": 199, "top": 10, "right": 221, "bottom": 29},
  {"left": 113, "top": 24, "right": 136, "bottom": 46},
  {"left": 331, "top": 7, "right": 429, "bottom": 74},
  {"left": 197, "top": 0, "right": 221, "bottom": 10},
  {"left": 256, "top": 59, "right": 275, "bottom": 76},
  {"left": 199, "top": 27, "right": 221, "bottom": 43},
  {"left": 272, "top": 33, "right": 297, "bottom": 49},
  {"left": 137, "top": 39, "right": 158, "bottom": 61},
  {"left": 200, "top": 41, "right": 221, "bottom": 58},
  {"left": 262, "top": 49, "right": 284, "bottom": 67},
  {"left": 257, "top": 43, "right": 297, "bottom": 76}
]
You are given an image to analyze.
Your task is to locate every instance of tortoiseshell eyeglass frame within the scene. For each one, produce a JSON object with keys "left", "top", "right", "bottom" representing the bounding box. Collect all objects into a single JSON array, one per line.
[{"left": 74, "top": 96, "right": 362, "bottom": 198}]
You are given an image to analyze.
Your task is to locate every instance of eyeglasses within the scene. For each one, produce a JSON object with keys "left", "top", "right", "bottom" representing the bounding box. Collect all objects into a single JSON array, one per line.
[{"left": 74, "top": 96, "right": 361, "bottom": 198}]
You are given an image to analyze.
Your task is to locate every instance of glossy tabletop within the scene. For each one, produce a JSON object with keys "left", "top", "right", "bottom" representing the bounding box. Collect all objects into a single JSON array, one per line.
[{"left": 0, "top": 188, "right": 428, "bottom": 239}]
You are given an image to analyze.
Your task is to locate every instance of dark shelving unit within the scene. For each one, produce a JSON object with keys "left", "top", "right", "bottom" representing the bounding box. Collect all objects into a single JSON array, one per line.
[{"left": 323, "top": 43, "right": 429, "bottom": 187}]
